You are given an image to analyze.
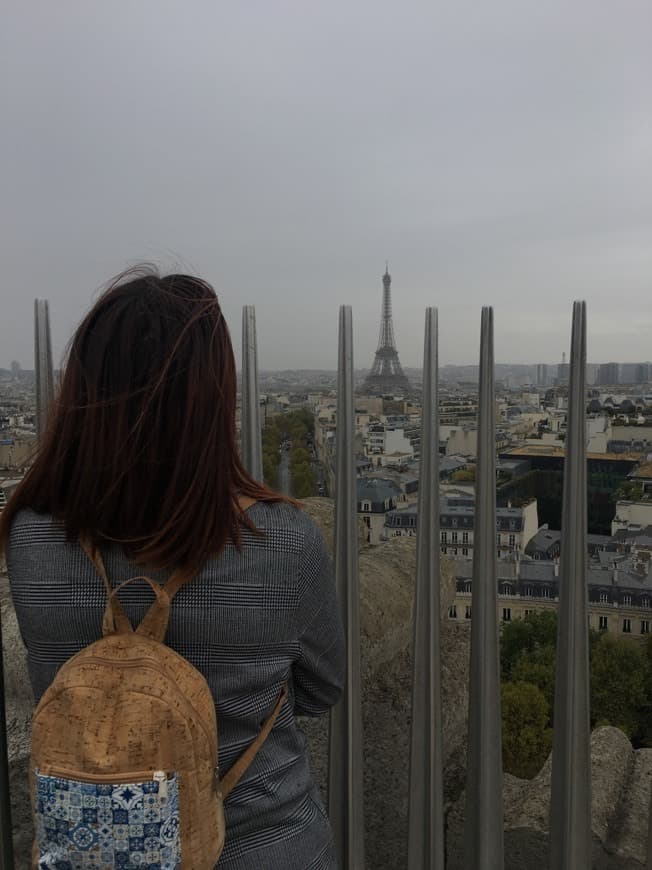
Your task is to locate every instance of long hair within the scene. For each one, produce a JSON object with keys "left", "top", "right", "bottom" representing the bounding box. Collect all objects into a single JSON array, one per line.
[{"left": 0, "top": 267, "right": 289, "bottom": 576}]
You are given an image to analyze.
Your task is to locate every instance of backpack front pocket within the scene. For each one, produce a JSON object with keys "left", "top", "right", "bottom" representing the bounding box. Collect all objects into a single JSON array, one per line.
[{"left": 34, "top": 768, "right": 180, "bottom": 869}]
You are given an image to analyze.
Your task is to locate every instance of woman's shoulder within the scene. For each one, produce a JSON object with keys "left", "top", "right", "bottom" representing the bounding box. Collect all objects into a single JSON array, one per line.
[
  {"left": 8, "top": 507, "right": 66, "bottom": 548},
  {"left": 245, "top": 501, "right": 328, "bottom": 554}
]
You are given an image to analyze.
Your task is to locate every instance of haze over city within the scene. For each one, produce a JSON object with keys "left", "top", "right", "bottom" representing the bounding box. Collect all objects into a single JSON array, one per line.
[{"left": 1, "top": 0, "right": 651, "bottom": 371}]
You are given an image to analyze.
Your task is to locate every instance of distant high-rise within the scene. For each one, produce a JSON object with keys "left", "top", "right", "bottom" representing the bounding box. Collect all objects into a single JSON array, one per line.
[
  {"left": 536, "top": 363, "right": 549, "bottom": 386},
  {"left": 362, "top": 265, "right": 410, "bottom": 395},
  {"left": 597, "top": 362, "right": 620, "bottom": 386},
  {"left": 557, "top": 352, "right": 569, "bottom": 385},
  {"left": 620, "top": 362, "right": 649, "bottom": 384}
]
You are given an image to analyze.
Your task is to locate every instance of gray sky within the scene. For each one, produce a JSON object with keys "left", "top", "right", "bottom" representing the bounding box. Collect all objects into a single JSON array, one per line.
[{"left": 1, "top": 0, "right": 651, "bottom": 371}]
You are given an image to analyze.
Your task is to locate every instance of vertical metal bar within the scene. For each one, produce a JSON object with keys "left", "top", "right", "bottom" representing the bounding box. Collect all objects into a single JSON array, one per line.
[
  {"left": 464, "top": 307, "right": 504, "bottom": 870},
  {"left": 241, "top": 305, "right": 263, "bottom": 482},
  {"left": 328, "top": 305, "right": 365, "bottom": 868},
  {"left": 0, "top": 613, "right": 13, "bottom": 869},
  {"left": 34, "top": 298, "right": 54, "bottom": 442},
  {"left": 407, "top": 308, "right": 445, "bottom": 869},
  {"left": 646, "top": 783, "right": 652, "bottom": 870},
  {"left": 549, "top": 301, "right": 591, "bottom": 869}
]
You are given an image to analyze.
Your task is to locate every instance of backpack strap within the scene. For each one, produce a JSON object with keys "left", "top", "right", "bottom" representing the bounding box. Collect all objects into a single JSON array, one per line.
[
  {"left": 80, "top": 536, "right": 133, "bottom": 636},
  {"left": 220, "top": 683, "right": 289, "bottom": 799},
  {"left": 80, "top": 536, "right": 194, "bottom": 643}
]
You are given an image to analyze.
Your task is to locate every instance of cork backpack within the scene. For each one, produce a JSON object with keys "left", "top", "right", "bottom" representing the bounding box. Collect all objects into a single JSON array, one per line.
[{"left": 30, "top": 540, "right": 287, "bottom": 869}]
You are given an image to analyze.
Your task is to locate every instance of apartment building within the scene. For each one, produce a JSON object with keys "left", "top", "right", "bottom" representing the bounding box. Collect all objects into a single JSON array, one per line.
[
  {"left": 450, "top": 555, "right": 652, "bottom": 639},
  {"left": 384, "top": 495, "right": 539, "bottom": 559}
]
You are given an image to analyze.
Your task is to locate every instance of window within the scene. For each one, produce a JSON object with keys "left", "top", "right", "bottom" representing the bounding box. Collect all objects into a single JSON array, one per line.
[
  {"left": 642, "top": 597, "right": 650, "bottom": 609},
  {"left": 599, "top": 616, "right": 608, "bottom": 631},
  {"left": 623, "top": 594, "right": 632, "bottom": 606},
  {"left": 502, "top": 608, "right": 511, "bottom": 622},
  {"left": 440, "top": 545, "right": 447, "bottom": 554},
  {"left": 502, "top": 583, "right": 512, "bottom": 596},
  {"left": 362, "top": 501, "right": 371, "bottom": 512},
  {"left": 449, "top": 605, "right": 457, "bottom": 619},
  {"left": 599, "top": 592, "right": 609, "bottom": 604},
  {"left": 623, "top": 618, "right": 631, "bottom": 634},
  {"left": 452, "top": 518, "right": 458, "bottom": 527},
  {"left": 497, "top": 534, "right": 502, "bottom": 546},
  {"left": 509, "top": 519, "right": 516, "bottom": 530},
  {"left": 524, "top": 586, "right": 533, "bottom": 597},
  {"left": 508, "top": 534, "right": 516, "bottom": 547},
  {"left": 462, "top": 548, "right": 469, "bottom": 556},
  {"left": 452, "top": 531, "right": 458, "bottom": 544},
  {"left": 641, "top": 620, "right": 650, "bottom": 635},
  {"left": 441, "top": 531, "right": 447, "bottom": 543},
  {"left": 464, "top": 581, "right": 472, "bottom": 594},
  {"left": 524, "top": 609, "right": 532, "bottom": 616},
  {"left": 465, "top": 605, "right": 472, "bottom": 619},
  {"left": 462, "top": 532, "right": 469, "bottom": 544},
  {"left": 541, "top": 587, "right": 551, "bottom": 599},
  {"left": 452, "top": 548, "right": 458, "bottom": 556}
]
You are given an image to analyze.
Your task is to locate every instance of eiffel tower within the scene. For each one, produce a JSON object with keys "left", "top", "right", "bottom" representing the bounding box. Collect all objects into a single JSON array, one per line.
[{"left": 362, "top": 265, "right": 411, "bottom": 395}]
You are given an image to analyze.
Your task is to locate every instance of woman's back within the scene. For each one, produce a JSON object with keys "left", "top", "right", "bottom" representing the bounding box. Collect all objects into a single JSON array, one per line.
[{"left": 8, "top": 500, "right": 344, "bottom": 869}]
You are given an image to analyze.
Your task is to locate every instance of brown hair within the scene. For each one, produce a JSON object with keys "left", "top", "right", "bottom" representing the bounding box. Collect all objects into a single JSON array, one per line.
[{"left": 0, "top": 266, "right": 289, "bottom": 577}]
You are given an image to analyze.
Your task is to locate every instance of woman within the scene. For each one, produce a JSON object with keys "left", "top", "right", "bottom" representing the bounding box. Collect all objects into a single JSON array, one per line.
[{"left": 0, "top": 268, "right": 345, "bottom": 869}]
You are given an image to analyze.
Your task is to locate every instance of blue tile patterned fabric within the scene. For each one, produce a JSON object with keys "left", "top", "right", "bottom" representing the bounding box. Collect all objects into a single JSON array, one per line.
[{"left": 34, "top": 771, "right": 181, "bottom": 869}]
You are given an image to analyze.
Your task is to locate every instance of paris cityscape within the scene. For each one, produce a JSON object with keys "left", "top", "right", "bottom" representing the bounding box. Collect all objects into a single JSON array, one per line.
[
  {"left": 2, "top": 1, "right": 652, "bottom": 867},
  {"left": 2, "top": 273, "right": 652, "bottom": 867}
]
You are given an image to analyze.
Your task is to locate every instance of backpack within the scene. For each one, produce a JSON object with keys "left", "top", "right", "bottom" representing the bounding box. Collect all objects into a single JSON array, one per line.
[{"left": 30, "top": 539, "right": 287, "bottom": 869}]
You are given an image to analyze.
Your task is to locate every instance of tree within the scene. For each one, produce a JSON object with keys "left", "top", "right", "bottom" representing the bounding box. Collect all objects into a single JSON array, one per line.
[
  {"left": 590, "top": 634, "right": 650, "bottom": 740},
  {"left": 511, "top": 644, "right": 556, "bottom": 714},
  {"left": 501, "top": 681, "right": 552, "bottom": 779},
  {"left": 500, "top": 610, "right": 558, "bottom": 678}
]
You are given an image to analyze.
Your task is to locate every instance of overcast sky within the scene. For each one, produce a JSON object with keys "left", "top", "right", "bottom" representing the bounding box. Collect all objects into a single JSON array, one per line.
[{"left": 1, "top": 1, "right": 651, "bottom": 371}]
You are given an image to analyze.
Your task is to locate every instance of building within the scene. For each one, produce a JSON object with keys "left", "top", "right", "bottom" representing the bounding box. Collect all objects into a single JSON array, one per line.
[
  {"left": 597, "top": 362, "right": 620, "bottom": 386},
  {"left": 384, "top": 495, "right": 539, "bottom": 559},
  {"left": 620, "top": 363, "right": 650, "bottom": 384},
  {"left": 536, "top": 364, "right": 549, "bottom": 387},
  {"left": 525, "top": 528, "right": 561, "bottom": 560},
  {"left": 556, "top": 356, "right": 570, "bottom": 385},
  {"left": 357, "top": 477, "right": 405, "bottom": 544},
  {"left": 450, "top": 556, "right": 652, "bottom": 638},
  {"left": 612, "top": 499, "right": 652, "bottom": 536}
]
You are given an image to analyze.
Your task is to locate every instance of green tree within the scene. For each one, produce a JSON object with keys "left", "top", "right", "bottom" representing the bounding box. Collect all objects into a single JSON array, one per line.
[
  {"left": 511, "top": 644, "right": 557, "bottom": 714},
  {"left": 501, "top": 681, "right": 552, "bottom": 778},
  {"left": 500, "top": 610, "right": 558, "bottom": 678},
  {"left": 590, "top": 634, "right": 650, "bottom": 739}
]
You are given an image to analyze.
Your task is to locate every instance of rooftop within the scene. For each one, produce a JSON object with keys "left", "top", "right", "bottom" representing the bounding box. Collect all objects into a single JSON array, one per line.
[{"left": 503, "top": 446, "right": 645, "bottom": 461}]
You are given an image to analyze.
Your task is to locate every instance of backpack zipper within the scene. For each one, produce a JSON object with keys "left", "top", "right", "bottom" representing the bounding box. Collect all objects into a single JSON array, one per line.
[
  {"left": 69, "top": 655, "right": 217, "bottom": 770},
  {"left": 36, "top": 765, "right": 173, "bottom": 799}
]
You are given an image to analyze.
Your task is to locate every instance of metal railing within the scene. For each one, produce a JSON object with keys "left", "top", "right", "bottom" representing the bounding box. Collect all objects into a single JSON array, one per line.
[{"left": 0, "top": 300, "right": 651, "bottom": 869}]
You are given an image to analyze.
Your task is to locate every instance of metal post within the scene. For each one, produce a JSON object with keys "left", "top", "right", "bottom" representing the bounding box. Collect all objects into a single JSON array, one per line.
[
  {"left": 0, "top": 613, "right": 13, "bottom": 869},
  {"left": 34, "top": 298, "right": 54, "bottom": 442},
  {"left": 407, "top": 308, "right": 445, "bottom": 869},
  {"left": 549, "top": 301, "right": 591, "bottom": 869},
  {"left": 241, "top": 306, "right": 263, "bottom": 482},
  {"left": 328, "top": 306, "right": 365, "bottom": 868},
  {"left": 647, "top": 782, "right": 652, "bottom": 870},
  {"left": 464, "top": 307, "right": 504, "bottom": 870}
]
